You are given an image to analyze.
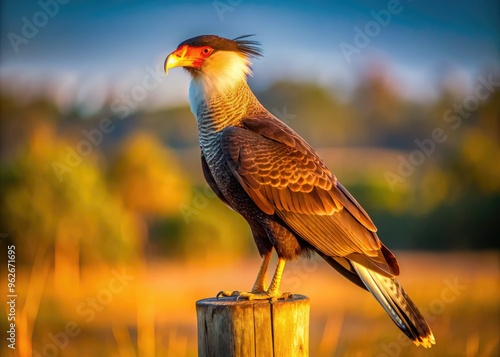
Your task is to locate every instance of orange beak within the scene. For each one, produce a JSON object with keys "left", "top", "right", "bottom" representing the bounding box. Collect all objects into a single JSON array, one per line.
[{"left": 165, "top": 45, "right": 201, "bottom": 75}]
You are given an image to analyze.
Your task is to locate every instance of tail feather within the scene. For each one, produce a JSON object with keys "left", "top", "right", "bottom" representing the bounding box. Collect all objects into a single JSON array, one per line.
[{"left": 352, "top": 261, "right": 435, "bottom": 348}]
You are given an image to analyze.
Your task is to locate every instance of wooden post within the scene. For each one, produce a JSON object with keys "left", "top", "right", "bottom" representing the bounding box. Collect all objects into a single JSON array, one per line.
[{"left": 196, "top": 294, "right": 309, "bottom": 357}]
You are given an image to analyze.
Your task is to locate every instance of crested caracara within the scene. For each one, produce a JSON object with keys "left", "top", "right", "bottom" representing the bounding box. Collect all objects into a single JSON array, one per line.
[{"left": 165, "top": 34, "right": 435, "bottom": 348}]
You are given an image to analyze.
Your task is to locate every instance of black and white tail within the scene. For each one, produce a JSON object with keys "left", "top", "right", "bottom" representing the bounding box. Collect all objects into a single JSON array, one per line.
[{"left": 352, "top": 261, "right": 435, "bottom": 348}]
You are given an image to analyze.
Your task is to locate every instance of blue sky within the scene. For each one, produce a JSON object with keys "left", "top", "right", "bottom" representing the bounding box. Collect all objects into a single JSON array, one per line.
[{"left": 1, "top": 0, "right": 498, "bottom": 110}]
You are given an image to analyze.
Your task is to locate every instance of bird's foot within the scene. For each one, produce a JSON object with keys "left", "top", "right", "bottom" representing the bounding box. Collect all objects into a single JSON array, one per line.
[{"left": 216, "top": 290, "right": 293, "bottom": 301}]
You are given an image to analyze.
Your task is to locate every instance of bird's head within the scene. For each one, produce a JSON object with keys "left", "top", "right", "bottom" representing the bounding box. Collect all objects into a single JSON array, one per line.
[{"left": 165, "top": 35, "right": 262, "bottom": 94}]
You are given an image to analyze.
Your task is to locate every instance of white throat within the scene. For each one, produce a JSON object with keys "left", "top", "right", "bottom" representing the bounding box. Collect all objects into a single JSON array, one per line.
[{"left": 188, "top": 51, "right": 252, "bottom": 117}]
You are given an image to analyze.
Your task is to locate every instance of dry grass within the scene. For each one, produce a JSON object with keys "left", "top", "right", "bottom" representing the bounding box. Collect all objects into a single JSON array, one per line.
[{"left": 1, "top": 252, "right": 498, "bottom": 356}]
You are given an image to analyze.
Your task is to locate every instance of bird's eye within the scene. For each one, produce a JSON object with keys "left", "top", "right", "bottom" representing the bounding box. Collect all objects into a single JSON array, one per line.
[{"left": 201, "top": 47, "right": 213, "bottom": 56}]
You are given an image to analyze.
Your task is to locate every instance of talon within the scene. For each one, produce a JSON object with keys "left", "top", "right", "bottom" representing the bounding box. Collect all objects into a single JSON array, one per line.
[
  {"left": 216, "top": 290, "right": 243, "bottom": 299},
  {"left": 216, "top": 290, "right": 234, "bottom": 299},
  {"left": 215, "top": 289, "right": 293, "bottom": 301}
]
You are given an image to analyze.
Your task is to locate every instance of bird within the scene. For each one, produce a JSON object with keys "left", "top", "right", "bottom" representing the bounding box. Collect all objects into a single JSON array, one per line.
[{"left": 164, "top": 34, "right": 435, "bottom": 348}]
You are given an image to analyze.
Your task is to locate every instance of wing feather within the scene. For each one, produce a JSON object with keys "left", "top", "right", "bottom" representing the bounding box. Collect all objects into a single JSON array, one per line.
[{"left": 220, "top": 119, "right": 398, "bottom": 276}]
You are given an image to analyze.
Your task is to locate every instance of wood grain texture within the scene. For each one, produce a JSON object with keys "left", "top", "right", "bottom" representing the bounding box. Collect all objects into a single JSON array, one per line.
[{"left": 196, "top": 295, "right": 309, "bottom": 357}]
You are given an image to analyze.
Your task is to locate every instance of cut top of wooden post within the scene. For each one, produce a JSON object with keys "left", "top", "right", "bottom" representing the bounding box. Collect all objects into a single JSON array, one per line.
[{"left": 196, "top": 295, "right": 310, "bottom": 357}]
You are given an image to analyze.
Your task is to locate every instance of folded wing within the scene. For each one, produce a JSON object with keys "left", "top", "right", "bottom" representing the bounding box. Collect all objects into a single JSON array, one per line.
[{"left": 220, "top": 118, "right": 399, "bottom": 276}]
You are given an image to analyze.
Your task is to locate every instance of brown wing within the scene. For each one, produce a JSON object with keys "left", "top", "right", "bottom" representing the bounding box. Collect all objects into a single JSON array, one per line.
[
  {"left": 220, "top": 119, "right": 399, "bottom": 276},
  {"left": 241, "top": 118, "right": 377, "bottom": 230}
]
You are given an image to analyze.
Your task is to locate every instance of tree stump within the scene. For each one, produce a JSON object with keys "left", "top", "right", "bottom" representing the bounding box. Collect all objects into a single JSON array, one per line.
[{"left": 196, "top": 295, "right": 309, "bottom": 357}]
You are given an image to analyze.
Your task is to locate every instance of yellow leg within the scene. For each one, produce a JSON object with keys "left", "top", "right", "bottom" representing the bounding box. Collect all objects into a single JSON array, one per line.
[
  {"left": 251, "top": 251, "right": 272, "bottom": 293},
  {"left": 217, "top": 256, "right": 292, "bottom": 300},
  {"left": 267, "top": 257, "right": 286, "bottom": 296}
]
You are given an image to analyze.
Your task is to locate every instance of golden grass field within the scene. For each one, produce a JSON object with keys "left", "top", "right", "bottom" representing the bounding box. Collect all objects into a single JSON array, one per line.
[{"left": 1, "top": 252, "right": 498, "bottom": 357}]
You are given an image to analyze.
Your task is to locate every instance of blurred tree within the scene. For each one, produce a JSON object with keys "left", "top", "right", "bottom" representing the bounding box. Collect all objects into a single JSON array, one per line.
[
  {"left": 140, "top": 106, "right": 199, "bottom": 149},
  {"left": 108, "top": 131, "right": 192, "bottom": 261},
  {"left": 352, "top": 64, "right": 422, "bottom": 148},
  {"left": 0, "top": 122, "right": 142, "bottom": 285},
  {"left": 108, "top": 131, "right": 190, "bottom": 217},
  {"left": 179, "top": 196, "right": 252, "bottom": 264},
  {"left": 258, "top": 81, "right": 364, "bottom": 146},
  {"left": 0, "top": 94, "right": 59, "bottom": 161}
]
